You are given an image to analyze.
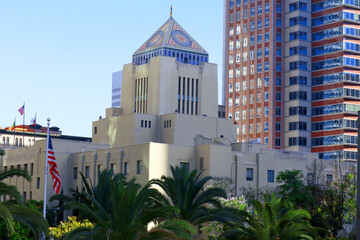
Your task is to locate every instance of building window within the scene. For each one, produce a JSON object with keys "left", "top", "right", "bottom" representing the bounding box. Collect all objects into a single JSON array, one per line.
[
  {"left": 94, "top": 127, "right": 97, "bottom": 134},
  {"left": 275, "top": 137, "right": 281, "bottom": 147},
  {"left": 36, "top": 177, "right": 40, "bottom": 189},
  {"left": 268, "top": 170, "right": 275, "bottom": 183},
  {"left": 73, "top": 167, "right": 78, "bottom": 180},
  {"left": 264, "top": 137, "right": 269, "bottom": 146},
  {"left": 326, "top": 174, "right": 333, "bottom": 183},
  {"left": 97, "top": 165, "right": 101, "bottom": 177},
  {"left": 246, "top": 168, "right": 254, "bottom": 181},
  {"left": 180, "top": 162, "right": 190, "bottom": 171},
  {"left": 137, "top": 160, "right": 142, "bottom": 174},
  {"left": 85, "top": 166, "right": 90, "bottom": 178},
  {"left": 276, "top": 121, "right": 281, "bottom": 131},
  {"left": 264, "top": 122, "right": 269, "bottom": 131},
  {"left": 200, "top": 157, "right": 204, "bottom": 170},
  {"left": 276, "top": 92, "right": 281, "bottom": 101},
  {"left": 124, "top": 162, "right": 129, "bottom": 175}
]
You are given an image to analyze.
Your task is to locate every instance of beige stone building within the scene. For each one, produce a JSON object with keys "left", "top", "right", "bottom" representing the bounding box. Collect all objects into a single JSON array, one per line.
[{"left": 0, "top": 16, "right": 327, "bottom": 209}]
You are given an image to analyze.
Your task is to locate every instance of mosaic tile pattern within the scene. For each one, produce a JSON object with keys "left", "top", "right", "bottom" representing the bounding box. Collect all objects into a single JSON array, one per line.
[{"left": 134, "top": 17, "right": 207, "bottom": 55}]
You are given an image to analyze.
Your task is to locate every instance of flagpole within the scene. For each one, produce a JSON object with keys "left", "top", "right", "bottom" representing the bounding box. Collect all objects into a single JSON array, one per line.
[
  {"left": 22, "top": 102, "right": 25, "bottom": 147},
  {"left": 42, "top": 118, "right": 50, "bottom": 220}
]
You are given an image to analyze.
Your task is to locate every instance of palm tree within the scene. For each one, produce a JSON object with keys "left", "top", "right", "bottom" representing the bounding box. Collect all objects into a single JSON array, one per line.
[
  {"left": 0, "top": 166, "right": 49, "bottom": 239},
  {"left": 52, "top": 170, "right": 195, "bottom": 240},
  {"left": 222, "top": 193, "right": 318, "bottom": 240},
  {"left": 150, "top": 165, "right": 229, "bottom": 226}
]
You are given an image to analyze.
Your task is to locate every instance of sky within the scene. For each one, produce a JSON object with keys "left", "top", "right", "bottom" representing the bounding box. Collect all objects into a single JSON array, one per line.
[{"left": 0, "top": 1, "right": 225, "bottom": 137}]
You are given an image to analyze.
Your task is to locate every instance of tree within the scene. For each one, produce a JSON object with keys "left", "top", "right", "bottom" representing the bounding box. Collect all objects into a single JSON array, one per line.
[
  {"left": 0, "top": 168, "right": 49, "bottom": 239},
  {"left": 276, "top": 169, "right": 313, "bottom": 209},
  {"left": 51, "top": 169, "right": 195, "bottom": 240},
  {"left": 150, "top": 166, "right": 229, "bottom": 226},
  {"left": 222, "top": 193, "right": 318, "bottom": 240}
]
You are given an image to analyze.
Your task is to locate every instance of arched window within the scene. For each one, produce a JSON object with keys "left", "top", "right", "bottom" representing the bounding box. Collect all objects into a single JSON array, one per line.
[
  {"left": 19, "top": 138, "right": 22, "bottom": 146},
  {"left": 2, "top": 137, "right": 5, "bottom": 145},
  {"left": 15, "top": 138, "right": 18, "bottom": 146},
  {"left": 6, "top": 137, "right": 9, "bottom": 145}
]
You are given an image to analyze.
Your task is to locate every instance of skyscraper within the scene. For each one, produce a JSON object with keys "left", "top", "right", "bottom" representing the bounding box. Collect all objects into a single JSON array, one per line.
[{"left": 224, "top": 0, "right": 359, "bottom": 161}]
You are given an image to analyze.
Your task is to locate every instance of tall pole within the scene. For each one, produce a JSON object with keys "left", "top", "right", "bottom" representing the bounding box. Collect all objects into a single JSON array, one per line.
[
  {"left": 357, "top": 111, "right": 360, "bottom": 240},
  {"left": 13, "top": 118, "right": 16, "bottom": 149},
  {"left": 42, "top": 118, "right": 50, "bottom": 219}
]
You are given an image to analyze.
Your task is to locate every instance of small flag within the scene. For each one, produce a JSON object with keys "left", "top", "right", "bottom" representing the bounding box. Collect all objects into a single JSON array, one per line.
[
  {"left": 18, "top": 105, "right": 24, "bottom": 116},
  {"left": 30, "top": 115, "right": 36, "bottom": 126},
  {"left": 47, "top": 136, "right": 62, "bottom": 194},
  {"left": 11, "top": 121, "right": 15, "bottom": 130}
]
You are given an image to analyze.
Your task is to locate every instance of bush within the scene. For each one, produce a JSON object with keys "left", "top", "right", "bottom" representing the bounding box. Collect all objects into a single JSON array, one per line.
[{"left": 49, "top": 216, "right": 93, "bottom": 239}]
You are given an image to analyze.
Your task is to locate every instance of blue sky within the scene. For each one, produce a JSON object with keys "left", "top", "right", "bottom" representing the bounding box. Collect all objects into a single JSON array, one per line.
[{"left": 0, "top": 1, "right": 224, "bottom": 137}]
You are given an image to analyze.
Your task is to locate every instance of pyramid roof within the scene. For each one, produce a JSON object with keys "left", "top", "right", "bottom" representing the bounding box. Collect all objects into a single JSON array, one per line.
[{"left": 133, "top": 17, "right": 208, "bottom": 56}]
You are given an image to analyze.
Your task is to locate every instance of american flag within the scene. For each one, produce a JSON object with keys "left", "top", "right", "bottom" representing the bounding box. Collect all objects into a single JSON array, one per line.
[
  {"left": 47, "top": 136, "right": 61, "bottom": 194},
  {"left": 18, "top": 105, "right": 24, "bottom": 115}
]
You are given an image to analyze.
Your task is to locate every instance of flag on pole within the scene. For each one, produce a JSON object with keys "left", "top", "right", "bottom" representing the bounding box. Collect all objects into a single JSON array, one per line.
[
  {"left": 30, "top": 114, "right": 36, "bottom": 125},
  {"left": 18, "top": 105, "right": 24, "bottom": 115},
  {"left": 11, "top": 121, "right": 15, "bottom": 130},
  {"left": 47, "top": 136, "right": 62, "bottom": 194}
]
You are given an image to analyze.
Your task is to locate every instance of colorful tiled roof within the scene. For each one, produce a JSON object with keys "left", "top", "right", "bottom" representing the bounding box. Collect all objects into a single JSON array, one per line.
[{"left": 134, "top": 17, "right": 208, "bottom": 56}]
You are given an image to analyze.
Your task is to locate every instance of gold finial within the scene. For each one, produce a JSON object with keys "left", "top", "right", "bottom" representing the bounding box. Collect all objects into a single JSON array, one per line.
[{"left": 170, "top": 5, "right": 172, "bottom": 18}]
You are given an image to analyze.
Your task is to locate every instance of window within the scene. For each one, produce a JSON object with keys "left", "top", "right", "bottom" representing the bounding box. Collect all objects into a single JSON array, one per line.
[
  {"left": 289, "top": 121, "right": 307, "bottom": 131},
  {"left": 276, "top": 47, "right": 281, "bottom": 57},
  {"left": 258, "top": 5, "right": 262, "bottom": 14},
  {"left": 94, "top": 127, "right": 97, "bottom": 134},
  {"left": 137, "top": 160, "right": 142, "bottom": 174},
  {"left": 236, "top": 40, "right": 241, "bottom": 49},
  {"left": 180, "top": 162, "right": 190, "bottom": 171},
  {"left": 246, "top": 168, "right": 254, "bottom": 181},
  {"left": 250, "top": 22, "right": 255, "bottom": 31},
  {"left": 73, "top": 167, "right": 78, "bottom": 180},
  {"left": 229, "top": 41, "right": 234, "bottom": 50},
  {"left": 31, "top": 163, "right": 34, "bottom": 176},
  {"left": 250, "top": 36, "right": 255, "bottom": 45},
  {"left": 326, "top": 174, "right": 333, "bottom": 183},
  {"left": 124, "top": 162, "right": 129, "bottom": 175},
  {"left": 276, "top": 107, "right": 281, "bottom": 116},
  {"left": 289, "top": 137, "right": 307, "bottom": 146},
  {"left": 264, "top": 77, "right": 269, "bottom": 86},
  {"left": 276, "top": 62, "right": 281, "bottom": 71},
  {"left": 276, "top": 18, "right": 282, "bottom": 27},
  {"left": 289, "top": 2, "right": 307, "bottom": 12},
  {"left": 264, "top": 47, "right": 269, "bottom": 56},
  {"left": 250, "top": 50, "right": 255, "bottom": 59},
  {"left": 264, "top": 137, "right": 269, "bottom": 145},
  {"left": 289, "top": 31, "right": 307, "bottom": 41},
  {"left": 264, "top": 122, "right": 269, "bottom": 131},
  {"left": 264, "top": 91, "right": 269, "bottom": 101},
  {"left": 236, "top": 25, "right": 241, "bottom": 34},
  {"left": 257, "top": 34, "right": 262, "bottom": 43},
  {"left": 289, "top": 16, "right": 307, "bottom": 26},
  {"left": 289, "top": 106, "right": 307, "bottom": 116},
  {"left": 289, "top": 91, "right": 307, "bottom": 100},
  {"left": 85, "top": 166, "right": 90, "bottom": 178},
  {"left": 289, "top": 61, "right": 307, "bottom": 71},
  {"left": 243, "top": 10, "right": 248, "bottom": 19},
  {"left": 250, "top": 7, "right": 255, "bottom": 17},
  {"left": 259, "top": 34, "right": 266, "bottom": 43},
  {"left": 36, "top": 177, "right": 40, "bottom": 189},
  {"left": 276, "top": 3, "right": 282, "bottom": 12},
  {"left": 229, "top": 28, "right": 234, "bottom": 36},
  {"left": 289, "top": 46, "right": 307, "bottom": 56},
  {"left": 257, "top": 49, "right": 262, "bottom": 58},
  {"left": 268, "top": 170, "right": 275, "bottom": 183},
  {"left": 235, "top": 82, "right": 240, "bottom": 91},
  {"left": 265, "top": 18, "right": 270, "bottom": 27},
  {"left": 265, "top": 3, "right": 270, "bottom": 12},
  {"left": 289, "top": 76, "right": 307, "bottom": 85},
  {"left": 276, "top": 92, "right": 281, "bottom": 101},
  {"left": 264, "top": 107, "right": 269, "bottom": 116},
  {"left": 276, "top": 32, "right": 282, "bottom": 41},
  {"left": 276, "top": 77, "right": 281, "bottom": 86},
  {"left": 276, "top": 121, "right": 281, "bottom": 130},
  {"left": 257, "top": 63, "right": 262, "bottom": 72},
  {"left": 264, "top": 62, "right": 270, "bottom": 71},
  {"left": 257, "top": 19, "right": 262, "bottom": 29}
]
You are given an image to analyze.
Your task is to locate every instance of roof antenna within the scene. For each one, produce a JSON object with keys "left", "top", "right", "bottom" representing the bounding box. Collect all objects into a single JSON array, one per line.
[{"left": 170, "top": 5, "right": 172, "bottom": 18}]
